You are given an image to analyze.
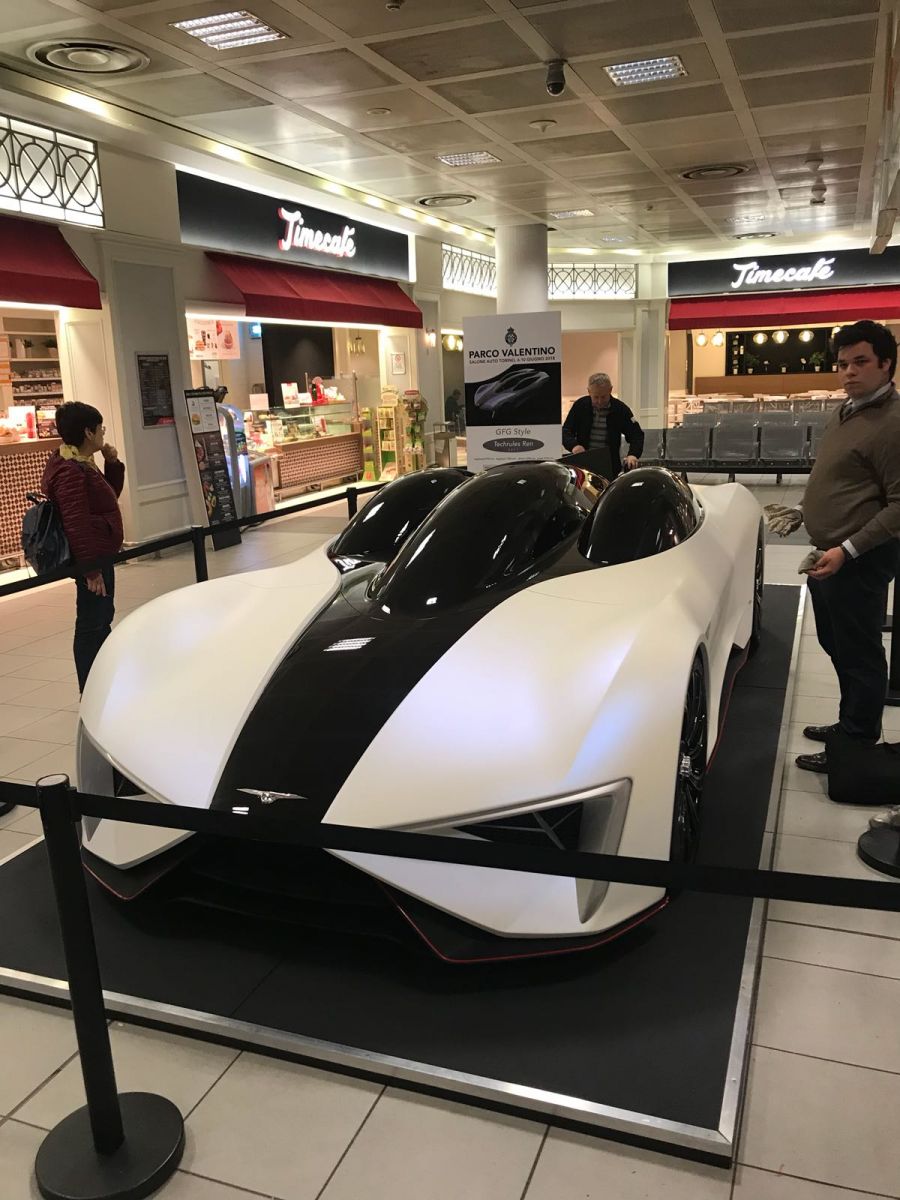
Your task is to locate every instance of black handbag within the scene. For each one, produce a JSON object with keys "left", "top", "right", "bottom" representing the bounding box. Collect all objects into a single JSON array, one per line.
[
  {"left": 826, "top": 727, "right": 900, "bottom": 806},
  {"left": 21, "top": 491, "right": 70, "bottom": 575}
]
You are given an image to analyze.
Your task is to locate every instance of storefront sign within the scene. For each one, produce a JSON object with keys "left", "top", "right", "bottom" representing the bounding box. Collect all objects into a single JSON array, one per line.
[
  {"left": 669, "top": 246, "right": 900, "bottom": 298},
  {"left": 184, "top": 387, "right": 237, "bottom": 527},
  {"left": 188, "top": 317, "right": 239, "bottom": 361},
  {"left": 463, "top": 312, "right": 562, "bottom": 473},
  {"left": 136, "top": 354, "right": 174, "bottom": 428},
  {"left": 177, "top": 172, "right": 410, "bottom": 282}
]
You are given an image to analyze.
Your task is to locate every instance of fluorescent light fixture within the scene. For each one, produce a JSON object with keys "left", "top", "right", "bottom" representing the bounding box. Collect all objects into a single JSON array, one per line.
[
  {"left": 567, "top": 246, "right": 596, "bottom": 254},
  {"left": 549, "top": 208, "right": 594, "bottom": 219},
  {"left": 170, "top": 10, "right": 286, "bottom": 50},
  {"left": 604, "top": 55, "right": 687, "bottom": 88},
  {"left": 435, "top": 151, "right": 501, "bottom": 167}
]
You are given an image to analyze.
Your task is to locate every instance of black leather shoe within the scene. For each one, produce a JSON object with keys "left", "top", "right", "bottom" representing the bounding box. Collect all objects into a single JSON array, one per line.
[
  {"left": 802, "top": 723, "right": 839, "bottom": 744},
  {"left": 796, "top": 751, "right": 828, "bottom": 774}
]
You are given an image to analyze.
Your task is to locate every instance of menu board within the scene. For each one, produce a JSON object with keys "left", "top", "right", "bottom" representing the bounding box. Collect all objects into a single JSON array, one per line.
[
  {"left": 136, "top": 353, "right": 175, "bottom": 427},
  {"left": 184, "top": 387, "right": 237, "bottom": 527},
  {"left": 187, "top": 317, "right": 240, "bottom": 361}
]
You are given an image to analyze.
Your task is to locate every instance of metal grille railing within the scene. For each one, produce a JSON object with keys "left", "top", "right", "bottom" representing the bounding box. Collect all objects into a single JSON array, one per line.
[
  {"left": 548, "top": 263, "right": 636, "bottom": 300},
  {"left": 0, "top": 114, "right": 103, "bottom": 227},
  {"left": 442, "top": 243, "right": 497, "bottom": 297},
  {"left": 442, "top": 244, "right": 636, "bottom": 301}
]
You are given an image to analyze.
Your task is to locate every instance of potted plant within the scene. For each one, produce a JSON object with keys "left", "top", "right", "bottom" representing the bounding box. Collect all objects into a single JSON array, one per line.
[
  {"left": 744, "top": 353, "right": 759, "bottom": 375},
  {"left": 809, "top": 351, "right": 827, "bottom": 373}
]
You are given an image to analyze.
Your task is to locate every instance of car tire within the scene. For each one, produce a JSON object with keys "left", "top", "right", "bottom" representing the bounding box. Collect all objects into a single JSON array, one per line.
[
  {"left": 748, "top": 523, "right": 764, "bottom": 656},
  {"left": 670, "top": 652, "right": 707, "bottom": 863}
]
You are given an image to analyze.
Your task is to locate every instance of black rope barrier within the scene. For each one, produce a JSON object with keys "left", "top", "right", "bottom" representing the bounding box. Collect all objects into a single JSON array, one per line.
[{"left": 2, "top": 778, "right": 898, "bottom": 914}]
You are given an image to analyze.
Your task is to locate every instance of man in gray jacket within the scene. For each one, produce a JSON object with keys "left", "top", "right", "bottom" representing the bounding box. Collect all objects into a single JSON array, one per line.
[{"left": 769, "top": 320, "right": 900, "bottom": 772}]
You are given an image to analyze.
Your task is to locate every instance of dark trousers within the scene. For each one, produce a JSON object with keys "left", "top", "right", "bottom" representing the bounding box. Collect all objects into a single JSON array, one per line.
[
  {"left": 74, "top": 565, "right": 115, "bottom": 693},
  {"left": 807, "top": 540, "right": 899, "bottom": 740}
]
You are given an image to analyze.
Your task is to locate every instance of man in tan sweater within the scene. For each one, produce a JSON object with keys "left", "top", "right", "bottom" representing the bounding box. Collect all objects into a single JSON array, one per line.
[{"left": 772, "top": 320, "right": 900, "bottom": 773}]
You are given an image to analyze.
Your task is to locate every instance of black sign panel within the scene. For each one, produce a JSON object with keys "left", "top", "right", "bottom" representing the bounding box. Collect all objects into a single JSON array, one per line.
[
  {"left": 177, "top": 171, "right": 410, "bottom": 282},
  {"left": 136, "top": 353, "right": 174, "bottom": 428},
  {"left": 184, "top": 387, "right": 237, "bottom": 528},
  {"left": 668, "top": 246, "right": 900, "bottom": 298}
]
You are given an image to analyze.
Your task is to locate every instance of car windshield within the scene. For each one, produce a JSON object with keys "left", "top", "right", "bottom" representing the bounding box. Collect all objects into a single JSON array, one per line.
[{"left": 369, "top": 462, "right": 598, "bottom": 616}]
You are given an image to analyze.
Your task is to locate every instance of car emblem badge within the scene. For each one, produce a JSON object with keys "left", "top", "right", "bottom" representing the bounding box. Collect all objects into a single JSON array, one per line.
[
  {"left": 505, "top": 326, "right": 517, "bottom": 345},
  {"left": 237, "top": 788, "right": 306, "bottom": 805}
]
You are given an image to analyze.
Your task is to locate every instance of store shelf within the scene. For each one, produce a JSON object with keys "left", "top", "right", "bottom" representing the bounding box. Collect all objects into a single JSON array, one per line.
[
  {"left": 12, "top": 376, "right": 62, "bottom": 382},
  {"left": 11, "top": 392, "right": 63, "bottom": 398},
  {"left": 8, "top": 357, "right": 59, "bottom": 362}
]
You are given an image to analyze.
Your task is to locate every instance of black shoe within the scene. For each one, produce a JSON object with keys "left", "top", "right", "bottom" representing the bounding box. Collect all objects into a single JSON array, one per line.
[
  {"left": 796, "top": 751, "right": 828, "bottom": 774},
  {"left": 802, "top": 723, "right": 839, "bottom": 744}
]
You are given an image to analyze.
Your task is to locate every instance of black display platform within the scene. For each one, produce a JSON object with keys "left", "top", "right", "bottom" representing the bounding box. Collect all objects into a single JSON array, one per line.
[{"left": 0, "top": 586, "right": 800, "bottom": 1163}]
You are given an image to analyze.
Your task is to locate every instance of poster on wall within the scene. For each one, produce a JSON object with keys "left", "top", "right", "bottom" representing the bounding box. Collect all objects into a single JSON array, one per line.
[
  {"left": 136, "top": 354, "right": 175, "bottom": 427},
  {"left": 187, "top": 317, "right": 240, "bottom": 361},
  {"left": 184, "top": 387, "right": 237, "bottom": 528},
  {"left": 463, "top": 311, "right": 562, "bottom": 473}
]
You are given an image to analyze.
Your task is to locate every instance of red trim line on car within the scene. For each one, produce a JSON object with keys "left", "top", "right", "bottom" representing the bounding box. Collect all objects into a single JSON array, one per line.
[
  {"left": 707, "top": 643, "right": 749, "bottom": 772},
  {"left": 387, "top": 895, "right": 670, "bottom": 965}
]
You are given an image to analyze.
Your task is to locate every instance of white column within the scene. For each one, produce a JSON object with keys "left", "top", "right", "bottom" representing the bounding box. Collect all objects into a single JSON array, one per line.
[{"left": 496, "top": 224, "right": 548, "bottom": 313}]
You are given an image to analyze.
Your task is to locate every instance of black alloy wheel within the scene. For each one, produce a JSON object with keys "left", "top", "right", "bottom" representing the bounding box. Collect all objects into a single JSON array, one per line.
[
  {"left": 749, "top": 523, "right": 765, "bottom": 655},
  {"left": 670, "top": 653, "right": 707, "bottom": 862}
]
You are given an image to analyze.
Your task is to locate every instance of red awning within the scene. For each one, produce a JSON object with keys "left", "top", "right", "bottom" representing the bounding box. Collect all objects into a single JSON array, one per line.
[
  {"left": 668, "top": 285, "right": 900, "bottom": 330},
  {"left": 0, "top": 215, "right": 101, "bottom": 309},
  {"left": 207, "top": 252, "right": 422, "bottom": 329}
]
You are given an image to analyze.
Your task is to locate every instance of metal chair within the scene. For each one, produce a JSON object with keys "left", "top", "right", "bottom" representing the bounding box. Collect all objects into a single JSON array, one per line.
[
  {"left": 640, "top": 428, "right": 665, "bottom": 462},
  {"left": 682, "top": 411, "right": 718, "bottom": 428},
  {"left": 664, "top": 425, "right": 710, "bottom": 464},
  {"left": 756, "top": 409, "right": 796, "bottom": 424},
  {"left": 711, "top": 423, "right": 759, "bottom": 478},
  {"left": 759, "top": 422, "right": 807, "bottom": 472}
]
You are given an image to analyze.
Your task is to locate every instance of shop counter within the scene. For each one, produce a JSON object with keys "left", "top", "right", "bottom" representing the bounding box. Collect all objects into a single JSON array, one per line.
[
  {"left": 0, "top": 437, "right": 60, "bottom": 564},
  {"left": 272, "top": 433, "right": 363, "bottom": 497}
]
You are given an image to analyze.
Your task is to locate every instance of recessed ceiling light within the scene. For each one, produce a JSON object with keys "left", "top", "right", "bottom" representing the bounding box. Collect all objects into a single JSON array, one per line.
[
  {"left": 366, "top": 107, "right": 392, "bottom": 117},
  {"left": 734, "top": 231, "right": 776, "bottom": 239},
  {"left": 605, "top": 55, "right": 687, "bottom": 87},
  {"left": 725, "top": 213, "right": 770, "bottom": 225},
  {"left": 680, "top": 163, "right": 750, "bottom": 181},
  {"left": 170, "top": 11, "right": 286, "bottom": 50},
  {"left": 597, "top": 233, "right": 627, "bottom": 244},
  {"left": 549, "top": 208, "right": 594, "bottom": 219},
  {"left": 435, "top": 151, "right": 501, "bottom": 167},
  {"left": 27, "top": 39, "right": 149, "bottom": 74},
  {"left": 417, "top": 194, "right": 476, "bottom": 208}
]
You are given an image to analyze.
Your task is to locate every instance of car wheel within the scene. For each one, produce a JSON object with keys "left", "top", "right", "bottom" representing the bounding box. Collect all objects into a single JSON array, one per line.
[
  {"left": 749, "top": 523, "right": 764, "bottom": 655},
  {"left": 670, "top": 653, "right": 707, "bottom": 862}
]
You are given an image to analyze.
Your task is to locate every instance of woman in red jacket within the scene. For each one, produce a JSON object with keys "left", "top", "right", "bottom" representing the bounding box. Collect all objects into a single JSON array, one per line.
[{"left": 41, "top": 402, "right": 126, "bottom": 692}]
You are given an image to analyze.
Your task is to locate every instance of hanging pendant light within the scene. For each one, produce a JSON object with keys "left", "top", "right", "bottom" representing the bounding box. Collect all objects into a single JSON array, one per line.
[
  {"left": 694, "top": 331, "right": 709, "bottom": 347},
  {"left": 772, "top": 330, "right": 788, "bottom": 344},
  {"left": 711, "top": 330, "right": 725, "bottom": 347}
]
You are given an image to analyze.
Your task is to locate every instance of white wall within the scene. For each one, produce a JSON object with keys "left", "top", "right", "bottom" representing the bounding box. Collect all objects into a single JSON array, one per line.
[{"left": 561, "top": 332, "right": 620, "bottom": 409}]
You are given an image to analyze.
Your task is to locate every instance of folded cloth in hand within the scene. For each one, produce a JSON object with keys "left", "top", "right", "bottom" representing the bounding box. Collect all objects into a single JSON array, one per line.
[{"left": 798, "top": 548, "right": 823, "bottom": 574}]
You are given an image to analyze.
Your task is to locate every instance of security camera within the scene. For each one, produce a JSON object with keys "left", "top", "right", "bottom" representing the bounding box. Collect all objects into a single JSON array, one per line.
[{"left": 546, "top": 60, "right": 567, "bottom": 97}]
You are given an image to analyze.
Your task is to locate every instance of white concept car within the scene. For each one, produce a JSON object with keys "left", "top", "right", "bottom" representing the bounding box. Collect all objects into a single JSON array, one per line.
[{"left": 78, "top": 463, "right": 763, "bottom": 962}]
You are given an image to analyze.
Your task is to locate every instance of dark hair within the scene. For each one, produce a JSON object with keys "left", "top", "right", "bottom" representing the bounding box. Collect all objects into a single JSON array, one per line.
[
  {"left": 55, "top": 402, "right": 103, "bottom": 447},
  {"left": 831, "top": 320, "right": 897, "bottom": 378}
]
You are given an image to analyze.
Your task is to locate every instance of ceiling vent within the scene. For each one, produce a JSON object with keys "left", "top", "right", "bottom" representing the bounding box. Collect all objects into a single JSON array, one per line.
[
  {"left": 680, "top": 163, "right": 750, "bottom": 181},
  {"left": 417, "top": 194, "right": 476, "bottom": 208},
  {"left": 27, "top": 39, "right": 149, "bottom": 74}
]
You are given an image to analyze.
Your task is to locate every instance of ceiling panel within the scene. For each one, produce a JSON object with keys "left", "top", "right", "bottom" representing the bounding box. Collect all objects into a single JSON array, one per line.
[
  {"left": 188, "top": 106, "right": 329, "bottom": 143},
  {"left": 728, "top": 21, "right": 877, "bottom": 74},
  {"left": 0, "top": 21, "right": 187, "bottom": 77},
  {"left": 374, "top": 23, "right": 538, "bottom": 80},
  {"left": 583, "top": 171, "right": 668, "bottom": 192},
  {"left": 231, "top": 48, "right": 395, "bottom": 99},
  {"left": 742, "top": 63, "right": 873, "bottom": 108},
  {"left": 631, "top": 112, "right": 743, "bottom": 149},
  {"left": 369, "top": 120, "right": 487, "bottom": 153},
  {"left": 574, "top": 42, "right": 720, "bottom": 97},
  {"left": 303, "top": 88, "right": 449, "bottom": 130},
  {"left": 430, "top": 67, "right": 548, "bottom": 113},
  {"left": 410, "top": 142, "right": 523, "bottom": 168},
  {"left": 528, "top": 0, "right": 700, "bottom": 58},
  {"left": 269, "top": 136, "right": 386, "bottom": 164},
  {"left": 479, "top": 102, "right": 604, "bottom": 142},
  {"left": 105, "top": 73, "right": 264, "bottom": 116},
  {"left": 563, "top": 151, "right": 651, "bottom": 178},
  {"left": 678, "top": 170, "right": 764, "bottom": 195},
  {"left": 691, "top": 188, "right": 772, "bottom": 208},
  {"left": 770, "top": 151, "right": 863, "bottom": 177},
  {"left": 328, "top": 0, "right": 493, "bottom": 38},
  {"left": 0, "top": 0, "right": 75, "bottom": 33},
  {"left": 603, "top": 83, "right": 732, "bottom": 126},
  {"left": 761, "top": 125, "right": 866, "bottom": 156},
  {"left": 322, "top": 159, "right": 435, "bottom": 184},
  {"left": 125, "top": 0, "right": 329, "bottom": 63},
  {"left": 753, "top": 96, "right": 870, "bottom": 137},
  {"left": 432, "top": 162, "right": 547, "bottom": 187},
  {"left": 648, "top": 138, "right": 753, "bottom": 168},
  {"left": 713, "top": 0, "right": 878, "bottom": 33},
  {"left": 521, "top": 131, "right": 626, "bottom": 160}
]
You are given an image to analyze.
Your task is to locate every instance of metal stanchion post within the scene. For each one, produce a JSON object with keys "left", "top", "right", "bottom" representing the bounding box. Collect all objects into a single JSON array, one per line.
[
  {"left": 886, "top": 583, "right": 900, "bottom": 707},
  {"left": 346, "top": 486, "right": 358, "bottom": 518},
  {"left": 33, "top": 774, "right": 184, "bottom": 1200},
  {"left": 190, "top": 525, "right": 209, "bottom": 583}
]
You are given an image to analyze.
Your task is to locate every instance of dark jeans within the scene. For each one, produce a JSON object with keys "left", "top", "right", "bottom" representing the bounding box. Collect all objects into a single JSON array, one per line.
[
  {"left": 807, "top": 540, "right": 899, "bottom": 740},
  {"left": 74, "top": 565, "right": 115, "bottom": 693}
]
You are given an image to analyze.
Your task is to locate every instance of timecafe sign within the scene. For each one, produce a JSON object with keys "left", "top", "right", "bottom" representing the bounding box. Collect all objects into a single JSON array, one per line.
[
  {"left": 177, "top": 172, "right": 410, "bottom": 282},
  {"left": 668, "top": 246, "right": 900, "bottom": 298}
]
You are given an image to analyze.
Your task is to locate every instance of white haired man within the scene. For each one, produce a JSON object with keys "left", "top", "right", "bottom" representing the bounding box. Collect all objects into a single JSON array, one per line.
[{"left": 562, "top": 372, "right": 644, "bottom": 476}]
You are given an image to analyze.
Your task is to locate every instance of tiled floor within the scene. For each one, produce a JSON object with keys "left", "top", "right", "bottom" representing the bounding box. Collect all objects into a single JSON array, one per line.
[{"left": 0, "top": 485, "right": 898, "bottom": 1199}]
